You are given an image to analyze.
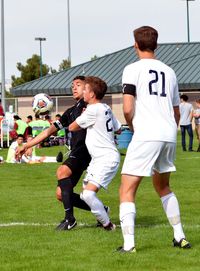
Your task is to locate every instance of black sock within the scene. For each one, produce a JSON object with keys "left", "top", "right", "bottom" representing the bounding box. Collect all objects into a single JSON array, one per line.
[
  {"left": 72, "top": 193, "right": 91, "bottom": 211},
  {"left": 58, "top": 178, "right": 74, "bottom": 221}
]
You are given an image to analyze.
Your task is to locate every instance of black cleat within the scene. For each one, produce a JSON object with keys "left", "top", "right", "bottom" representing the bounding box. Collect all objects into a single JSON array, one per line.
[
  {"left": 56, "top": 218, "right": 77, "bottom": 231},
  {"left": 56, "top": 151, "right": 63, "bottom": 162},
  {"left": 116, "top": 246, "right": 136, "bottom": 253},
  {"left": 96, "top": 206, "right": 110, "bottom": 227},
  {"left": 173, "top": 238, "right": 191, "bottom": 249}
]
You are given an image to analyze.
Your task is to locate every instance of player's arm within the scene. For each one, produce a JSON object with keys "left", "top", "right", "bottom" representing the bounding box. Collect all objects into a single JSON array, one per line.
[
  {"left": 68, "top": 121, "right": 81, "bottom": 131},
  {"left": 123, "top": 94, "right": 135, "bottom": 132},
  {"left": 16, "top": 125, "right": 57, "bottom": 156},
  {"left": 122, "top": 83, "right": 136, "bottom": 132},
  {"left": 173, "top": 106, "right": 180, "bottom": 127}
]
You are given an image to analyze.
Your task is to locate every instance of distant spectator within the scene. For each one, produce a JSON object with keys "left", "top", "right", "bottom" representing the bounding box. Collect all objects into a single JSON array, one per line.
[
  {"left": 179, "top": 95, "right": 193, "bottom": 151},
  {"left": 26, "top": 115, "right": 33, "bottom": 136},
  {"left": 10, "top": 115, "right": 28, "bottom": 140},
  {"left": 6, "top": 134, "right": 24, "bottom": 163},
  {"left": 44, "top": 115, "right": 53, "bottom": 125},
  {"left": 193, "top": 99, "right": 200, "bottom": 152},
  {"left": 0, "top": 99, "right": 5, "bottom": 116}
]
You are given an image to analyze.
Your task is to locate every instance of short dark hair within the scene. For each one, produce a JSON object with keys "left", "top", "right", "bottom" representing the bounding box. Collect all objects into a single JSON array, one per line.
[
  {"left": 27, "top": 115, "right": 33, "bottom": 120},
  {"left": 56, "top": 114, "right": 61, "bottom": 118},
  {"left": 85, "top": 76, "right": 107, "bottom": 100},
  {"left": 134, "top": 26, "right": 158, "bottom": 52},
  {"left": 35, "top": 113, "right": 40, "bottom": 119},
  {"left": 17, "top": 134, "right": 24, "bottom": 139},
  {"left": 13, "top": 115, "right": 21, "bottom": 120},
  {"left": 180, "top": 94, "right": 189, "bottom": 101},
  {"left": 73, "top": 75, "right": 85, "bottom": 81}
]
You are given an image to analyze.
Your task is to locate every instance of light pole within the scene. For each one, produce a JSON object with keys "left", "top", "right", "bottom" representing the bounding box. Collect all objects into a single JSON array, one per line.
[
  {"left": 182, "top": 0, "right": 195, "bottom": 42},
  {"left": 67, "top": 0, "right": 71, "bottom": 64},
  {"left": 1, "top": 0, "right": 6, "bottom": 111},
  {"left": 35, "top": 37, "right": 46, "bottom": 77}
]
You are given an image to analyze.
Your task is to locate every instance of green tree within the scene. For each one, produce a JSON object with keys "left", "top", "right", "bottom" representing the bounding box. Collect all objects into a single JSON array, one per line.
[
  {"left": 58, "top": 59, "right": 71, "bottom": 71},
  {"left": 11, "top": 54, "right": 50, "bottom": 87},
  {"left": 91, "top": 55, "right": 98, "bottom": 61}
]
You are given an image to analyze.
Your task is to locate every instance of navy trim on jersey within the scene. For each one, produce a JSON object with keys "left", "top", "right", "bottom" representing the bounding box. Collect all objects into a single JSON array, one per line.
[
  {"left": 53, "top": 120, "right": 63, "bottom": 130},
  {"left": 122, "top": 84, "right": 136, "bottom": 96}
]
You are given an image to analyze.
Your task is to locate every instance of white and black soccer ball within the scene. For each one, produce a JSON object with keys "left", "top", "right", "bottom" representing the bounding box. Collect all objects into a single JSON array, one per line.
[{"left": 32, "top": 93, "right": 53, "bottom": 115}]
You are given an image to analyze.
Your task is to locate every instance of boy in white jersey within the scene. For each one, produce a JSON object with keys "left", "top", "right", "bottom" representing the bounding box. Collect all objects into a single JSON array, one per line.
[
  {"left": 69, "top": 76, "right": 121, "bottom": 230},
  {"left": 117, "top": 26, "right": 191, "bottom": 253}
]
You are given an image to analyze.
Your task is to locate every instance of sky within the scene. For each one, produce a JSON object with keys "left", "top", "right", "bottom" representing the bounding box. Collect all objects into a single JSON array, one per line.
[{"left": 1, "top": 0, "right": 200, "bottom": 81}]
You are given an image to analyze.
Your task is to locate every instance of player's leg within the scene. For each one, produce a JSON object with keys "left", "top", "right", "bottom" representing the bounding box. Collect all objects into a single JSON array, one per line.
[
  {"left": 153, "top": 142, "right": 191, "bottom": 248},
  {"left": 56, "top": 164, "right": 77, "bottom": 230},
  {"left": 81, "top": 183, "right": 115, "bottom": 230},
  {"left": 153, "top": 171, "right": 191, "bottom": 248},
  {"left": 180, "top": 125, "right": 186, "bottom": 151},
  {"left": 118, "top": 174, "right": 142, "bottom": 252},
  {"left": 187, "top": 124, "right": 193, "bottom": 151}
]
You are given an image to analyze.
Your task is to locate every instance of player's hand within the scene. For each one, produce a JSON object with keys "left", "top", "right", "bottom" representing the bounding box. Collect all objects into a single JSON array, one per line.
[{"left": 16, "top": 145, "right": 26, "bottom": 157}]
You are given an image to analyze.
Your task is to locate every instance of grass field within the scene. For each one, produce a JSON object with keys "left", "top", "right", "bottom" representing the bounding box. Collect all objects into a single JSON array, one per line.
[{"left": 0, "top": 135, "right": 200, "bottom": 271}]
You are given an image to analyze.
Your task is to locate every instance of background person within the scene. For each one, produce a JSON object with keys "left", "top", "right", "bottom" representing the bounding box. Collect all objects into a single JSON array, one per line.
[
  {"left": 118, "top": 26, "right": 191, "bottom": 253},
  {"left": 193, "top": 99, "right": 200, "bottom": 152},
  {"left": 179, "top": 94, "right": 194, "bottom": 151}
]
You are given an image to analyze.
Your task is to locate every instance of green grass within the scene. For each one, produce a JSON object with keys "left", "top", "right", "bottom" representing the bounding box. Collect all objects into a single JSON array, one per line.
[{"left": 0, "top": 135, "right": 199, "bottom": 271}]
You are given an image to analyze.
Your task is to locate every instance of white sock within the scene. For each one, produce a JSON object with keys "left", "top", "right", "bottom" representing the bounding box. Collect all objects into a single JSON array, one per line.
[
  {"left": 120, "top": 202, "right": 136, "bottom": 250},
  {"left": 81, "top": 190, "right": 110, "bottom": 226},
  {"left": 161, "top": 192, "right": 185, "bottom": 242}
]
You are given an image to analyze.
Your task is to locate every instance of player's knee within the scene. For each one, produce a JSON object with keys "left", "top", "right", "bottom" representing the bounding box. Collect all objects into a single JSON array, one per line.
[
  {"left": 56, "top": 165, "right": 72, "bottom": 179},
  {"left": 81, "top": 190, "right": 95, "bottom": 205}
]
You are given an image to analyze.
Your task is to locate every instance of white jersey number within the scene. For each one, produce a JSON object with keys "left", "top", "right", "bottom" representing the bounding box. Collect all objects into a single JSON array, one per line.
[{"left": 149, "top": 70, "right": 166, "bottom": 97}]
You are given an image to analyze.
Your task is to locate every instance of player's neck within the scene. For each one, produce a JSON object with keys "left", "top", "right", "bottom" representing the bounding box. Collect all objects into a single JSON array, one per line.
[
  {"left": 138, "top": 50, "right": 155, "bottom": 60},
  {"left": 88, "top": 98, "right": 101, "bottom": 105}
]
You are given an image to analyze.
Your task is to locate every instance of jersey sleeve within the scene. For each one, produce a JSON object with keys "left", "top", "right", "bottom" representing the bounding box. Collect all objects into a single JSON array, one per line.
[
  {"left": 53, "top": 109, "right": 70, "bottom": 130},
  {"left": 112, "top": 114, "right": 121, "bottom": 132},
  {"left": 122, "top": 65, "right": 137, "bottom": 96},
  {"left": 76, "top": 105, "right": 96, "bottom": 129}
]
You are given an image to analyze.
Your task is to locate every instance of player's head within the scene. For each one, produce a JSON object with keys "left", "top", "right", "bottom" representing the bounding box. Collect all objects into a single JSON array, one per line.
[
  {"left": 133, "top": 26, "right": 158, "bottom": 52},
  {"left": 16, "top": 134, "right": 24, "bottom": 145},
  {"left": 84, "top": 76, "right": 107, "bottom": 103},
  {"left": 195, "top": 98, "right": 200, "bottom": 107},
  {"left": 26, "top": 115, "right": 32, "bottom": 123},
  {"left": 180, "top": 94, "right": 189, "bottom": 102},
  {"left": 13, "top": 115, "right": 21, "bottom": 121},
  {"left": 71, "top": 75, "right": 86, "bottom": 101},
  {"left": 55, "top": 114, "right": 61, "bottom": 120}
]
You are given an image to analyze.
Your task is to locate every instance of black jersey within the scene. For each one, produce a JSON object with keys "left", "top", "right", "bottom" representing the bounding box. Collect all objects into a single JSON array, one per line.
[{"left": 53, "top": 99, "right": 87, "bottom": 151}]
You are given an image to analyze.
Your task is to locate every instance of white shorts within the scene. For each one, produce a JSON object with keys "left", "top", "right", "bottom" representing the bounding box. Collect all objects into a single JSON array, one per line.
[
  {"left": 121, "top": 141, "right": 176, "bottom": 177},
  {"left": 83, "top": 158, "right": 119, "bottom": 189}
]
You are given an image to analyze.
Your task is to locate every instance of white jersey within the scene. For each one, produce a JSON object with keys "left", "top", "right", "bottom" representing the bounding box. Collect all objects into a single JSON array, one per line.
[
  {"left": 179, "top": 102, "right": 193, "bottom": 125},
  {"left": 76, "top": 103, "right": 121, "bottom": 161},
  {"left": 122, "top": 59, "right": 180, "bottom": 143}
]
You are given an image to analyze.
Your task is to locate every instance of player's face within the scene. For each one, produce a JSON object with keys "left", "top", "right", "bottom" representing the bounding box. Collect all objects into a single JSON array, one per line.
[
  {"left": 71, "top": 79, "right": 85, "bottom": 101},
  {"left": 17, "top": 137, "right": 24, "bottom": 145},
  {"left": 83, "top": 83, "right": 94, "bottom": 103}
]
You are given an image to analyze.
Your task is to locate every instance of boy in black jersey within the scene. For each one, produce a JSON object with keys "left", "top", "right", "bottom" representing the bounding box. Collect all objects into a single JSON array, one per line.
[{"left": 16, "top": 76, "right": 91, "bottom": 230}]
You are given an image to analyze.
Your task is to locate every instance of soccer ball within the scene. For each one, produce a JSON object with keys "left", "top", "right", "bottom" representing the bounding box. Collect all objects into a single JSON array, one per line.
[{"left": 32, "top": 93, "right": 53, "bottom": 115}]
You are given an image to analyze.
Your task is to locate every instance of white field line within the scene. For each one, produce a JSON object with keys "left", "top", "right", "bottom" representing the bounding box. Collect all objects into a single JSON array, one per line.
[
  {"left": 180, "top": 156, "right": 200, "bottom": 159},
  {"left": 0, "top": 222, "right": 199, "bottom": 229}
]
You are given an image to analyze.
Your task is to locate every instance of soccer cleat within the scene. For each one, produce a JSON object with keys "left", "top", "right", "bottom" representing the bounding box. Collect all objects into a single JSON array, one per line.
[
  {"left": 173, "top": 238, "right": 191, "bottom": 249},
  {"left": 96, "top": 206, "right": 110, "bottom": 227},
  {"left": 116, "top": 246, "right": 136, "bottom": 253},
  {"left": 56, "top": 151, "right": 63, "bottom": 162},
  {"left": 55, "top": 218, "right": 77, "bottom": 231},
  {"left": 103, "top": 221, "right": 116, "bottom": 231}
]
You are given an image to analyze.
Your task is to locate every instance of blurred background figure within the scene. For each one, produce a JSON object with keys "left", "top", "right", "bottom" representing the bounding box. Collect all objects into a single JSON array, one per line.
[
  {"left": 179, "top": 94, "right": 193, "bottom": 151},
  {"left": 193, "top": 99, "right": 200, "bottom": 152}
]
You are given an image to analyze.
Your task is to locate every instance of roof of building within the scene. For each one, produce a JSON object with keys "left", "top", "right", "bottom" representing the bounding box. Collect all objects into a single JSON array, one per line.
[{"left": 11, "top": 42, "right": 200, "bottom": 97}]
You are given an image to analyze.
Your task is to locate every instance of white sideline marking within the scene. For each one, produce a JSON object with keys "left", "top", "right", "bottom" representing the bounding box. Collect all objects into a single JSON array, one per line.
[
  {"left": 180, "top": 157, "right": 200, "bottom": 159},
  {"left": 0, "top": 222, "right": 199, "bottom": 229}
]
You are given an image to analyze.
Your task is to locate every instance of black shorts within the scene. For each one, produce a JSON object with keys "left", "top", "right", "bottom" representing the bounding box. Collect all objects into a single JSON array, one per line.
[{"left": 62, "top": 147, "right": 91, "bottom": 187}]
